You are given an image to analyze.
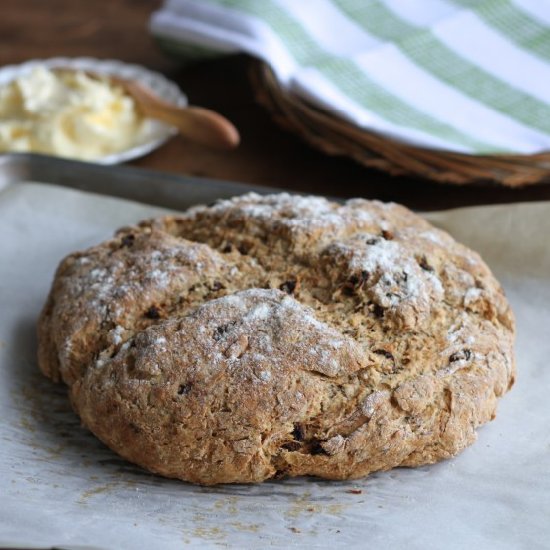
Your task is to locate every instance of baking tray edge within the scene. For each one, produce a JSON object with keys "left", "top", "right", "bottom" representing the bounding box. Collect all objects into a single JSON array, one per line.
[{"left": 0, "top": 153, "right": 282, "bottom": 211}]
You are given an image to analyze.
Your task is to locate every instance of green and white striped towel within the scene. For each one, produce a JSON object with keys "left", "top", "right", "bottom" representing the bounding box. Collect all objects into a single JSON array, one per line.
[{"left": 150, "top": 0, "right": 550, "bottom": 154}]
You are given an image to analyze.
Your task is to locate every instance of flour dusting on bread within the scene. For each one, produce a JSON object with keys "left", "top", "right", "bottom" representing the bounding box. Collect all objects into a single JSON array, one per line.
[{"left": 38, "top": 193, "right": 515, "bottom": 485}]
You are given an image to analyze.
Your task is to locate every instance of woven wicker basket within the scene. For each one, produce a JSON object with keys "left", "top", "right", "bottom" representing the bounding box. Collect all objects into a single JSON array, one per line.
[{"left": 251, "top": 62, "right": 550, "bottom": 187}]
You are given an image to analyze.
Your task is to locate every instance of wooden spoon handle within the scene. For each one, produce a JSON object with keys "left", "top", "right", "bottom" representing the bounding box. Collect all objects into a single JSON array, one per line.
[
  {"left": 143, "top": 102, "right": 240, "bottom": 150},
  {"left": 125, "top": 82, "right": 240, "bottom": 150}
]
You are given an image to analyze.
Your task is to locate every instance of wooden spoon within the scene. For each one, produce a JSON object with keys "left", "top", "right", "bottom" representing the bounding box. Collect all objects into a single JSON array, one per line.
[{"left": 56, "top": 69, "right": 240, "bottom": 150}]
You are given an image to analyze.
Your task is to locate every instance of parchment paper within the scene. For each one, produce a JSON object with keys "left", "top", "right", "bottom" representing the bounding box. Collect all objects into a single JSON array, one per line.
[{"left": 1, "top": 183, "right": 549, "bottom": 550}]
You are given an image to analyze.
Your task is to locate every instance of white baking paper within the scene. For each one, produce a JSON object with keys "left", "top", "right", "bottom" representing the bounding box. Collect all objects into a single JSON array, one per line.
[{"left": 1, "top": 183, "right": 549, "bottom": 550}]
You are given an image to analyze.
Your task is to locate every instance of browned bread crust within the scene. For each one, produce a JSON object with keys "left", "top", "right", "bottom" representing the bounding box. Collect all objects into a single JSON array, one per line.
[{"left": 38, "top": 193, "right": 515, "bottom": 485}]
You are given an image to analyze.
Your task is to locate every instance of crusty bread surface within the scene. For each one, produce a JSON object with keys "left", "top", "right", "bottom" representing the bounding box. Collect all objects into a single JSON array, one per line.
[{"left": 38, "top": 193, "right": 515, "bottom": 485}]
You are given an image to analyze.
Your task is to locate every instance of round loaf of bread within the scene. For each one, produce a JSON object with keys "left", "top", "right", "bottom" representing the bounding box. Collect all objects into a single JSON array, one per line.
[{"left": 38, "top": 193, "right": 515, "bottom": 485}]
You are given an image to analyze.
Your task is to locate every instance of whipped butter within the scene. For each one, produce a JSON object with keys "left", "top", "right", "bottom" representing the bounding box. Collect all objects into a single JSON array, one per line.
[{"left": 0, "top": 67, "right": 145, "bottom": 160}]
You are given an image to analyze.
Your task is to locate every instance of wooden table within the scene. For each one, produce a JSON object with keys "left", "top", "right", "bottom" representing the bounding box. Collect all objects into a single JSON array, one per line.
[{"left": 3, "top": 0, "right": 550, "bottom": 210}]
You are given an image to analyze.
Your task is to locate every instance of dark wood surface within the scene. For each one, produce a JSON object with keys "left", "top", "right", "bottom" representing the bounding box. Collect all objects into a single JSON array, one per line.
[{"left": 2, "top": 0, "right": 550, "bottom": 210}]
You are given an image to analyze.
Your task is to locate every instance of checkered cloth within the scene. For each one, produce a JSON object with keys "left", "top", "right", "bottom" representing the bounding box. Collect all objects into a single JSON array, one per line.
[{"left": 151, "top": 0, "right": 550, "bottom": 154}]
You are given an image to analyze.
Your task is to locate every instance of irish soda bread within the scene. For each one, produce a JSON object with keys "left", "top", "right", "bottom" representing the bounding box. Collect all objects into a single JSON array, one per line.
[{"left": 38, "top": 193, "right": 515, "bottom": 485}]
